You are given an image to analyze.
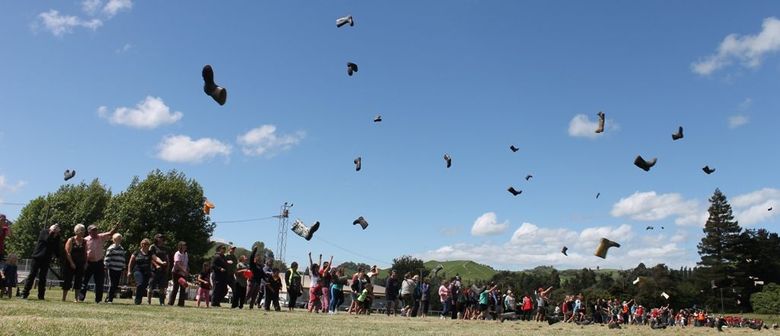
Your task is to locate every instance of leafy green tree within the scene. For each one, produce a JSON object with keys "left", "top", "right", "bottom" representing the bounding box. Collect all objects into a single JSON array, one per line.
[
  {"left": 390, "top": 255, "right": 427, "bottom": 278},
  {"left": 750, "top": 283, "right": 780, "bottom": 314},
  {"left": 7, "top": 179, "right": 111, "bottom": 258},
  {"left": 104, "top": 169, "right": 214, "bottom": 273}
]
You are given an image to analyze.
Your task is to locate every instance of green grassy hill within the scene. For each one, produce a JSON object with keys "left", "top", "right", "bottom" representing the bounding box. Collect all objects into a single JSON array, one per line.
[{"left": 424, "top": 260, "right": 497, "bottom": 283}]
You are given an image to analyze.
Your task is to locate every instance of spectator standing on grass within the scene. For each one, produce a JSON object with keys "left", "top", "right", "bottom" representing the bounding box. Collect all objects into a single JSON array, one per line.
[
  {"left": 233, "top": 255, "right": 249, "bottom": 309},
  {"left": 126, "top": 238, "right": 158, "bottom": 305},
  {"left": 79, "top": 223, "right": 119, "bottom": 303},
  {"left": 449, "top": 277, "right": 461, "bottom": 319},
  {"left": 247, "top": 247, "right": 266, "bottom": 309},
  {"left": 348, "top": 267, "right": 365, "bottom": 314},
  {"left": 168, "top": 241, "right": 189, "bottom": 307},
  {"left": 385, "top": 270, "right": 400, "bottom": 316},
  {"left": 104, "top": 233, "right": 127, "bottom": 303},
  {"left": 328, "top": 268, "right": 346, "bottom": 314},
  {"left": 21, "top": 224, "right": 61, "bottom": 300},
  {"left": 418, "top": 277, "right": 430, "bottom": 318},
  {"left": 319, "top": 255, "right": 333, "bottom": 312},
  {"left": 438, "top": 279, "right": 450, "bottom": 319},
  {"left": 284, "top": 261, "right": 302, "bottom": 311},
  {"left": 400, "top": 273, "right": 415, "bottom": 316},
  {"left": 308, "top": 278, "right": 323, "bottom": 313},
  {"left": 62, "top": 224, "right": 87, "bottom": 302},
  {"left": 521, "top": 292, "right": 533, "bottom": 321},
  {"left": 264, "top": 268, "right": 282, "bottom": 311},
  {"left": 196, "top": 261, "right": 212, "bottom": 308},
  {"left": 534, "top": 286, "right": 553, "bottom": 322},
  {"left": 2, "top": 254, "right": 18, "bottom": 298},
  {"left": 147, "top": 234, "right": 169, "bottom": 305},
  {"left": 0, "top": 214, "right": 10, "bottom": 266},
  {"left": 210, "top": 245, "right": 229, "bottom": 307},
  {"left": 225, "top": 246, "right": 239, "bottom": 308}
]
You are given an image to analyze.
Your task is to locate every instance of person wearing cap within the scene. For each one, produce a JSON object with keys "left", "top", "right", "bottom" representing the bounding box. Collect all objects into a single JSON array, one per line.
[
  {"left": 79, "top": 222, "right": 120, "bottom": 303},
  {"left": 147, "top": 234, "right": 169, "bottom": 305},
  {"left": 21, "top": 224, "right": 61, "bottom": 299}
]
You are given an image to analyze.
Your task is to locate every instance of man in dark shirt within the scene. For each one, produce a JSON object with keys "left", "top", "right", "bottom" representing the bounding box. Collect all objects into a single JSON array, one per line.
[
  {"left": 385, "top": 270, "right": 400, "bottom": 316},
  {"left": 210, "top": 245, "right": 229, "bottom": 307},
  {"left": 148, "top": 234, "right": 169, "bottom": 305},
  {"left": 225, "top": 246, "right": 239, "bottom": 308},
  {"left": 22, "top": 224, "right": 61, "bottom": 299}
]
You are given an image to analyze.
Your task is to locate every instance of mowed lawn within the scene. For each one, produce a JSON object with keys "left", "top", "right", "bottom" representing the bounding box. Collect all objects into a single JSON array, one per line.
[{"left": 0, "top": 290, "right": 777, "bottom": 336}]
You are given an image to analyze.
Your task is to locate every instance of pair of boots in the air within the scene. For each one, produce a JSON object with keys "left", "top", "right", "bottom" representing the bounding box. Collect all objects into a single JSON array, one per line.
[{"left": 291, "top": 219, "right": 320, "bottom": 241}]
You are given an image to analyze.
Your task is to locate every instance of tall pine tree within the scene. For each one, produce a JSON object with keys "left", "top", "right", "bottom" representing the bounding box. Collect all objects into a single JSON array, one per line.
[{"left": 697, "top": 188, "right": 742, "bottom": 311}]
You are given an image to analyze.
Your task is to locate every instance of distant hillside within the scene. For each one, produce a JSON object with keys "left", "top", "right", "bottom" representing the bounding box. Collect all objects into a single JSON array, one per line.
[{"left": 424, "top": 260, "right": 497, "bottom": 282}]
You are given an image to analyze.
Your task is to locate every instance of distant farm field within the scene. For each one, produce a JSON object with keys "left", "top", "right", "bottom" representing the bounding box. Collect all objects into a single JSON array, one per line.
[{"left": 1, "top": 290, "right": 778, "bottom": 336}]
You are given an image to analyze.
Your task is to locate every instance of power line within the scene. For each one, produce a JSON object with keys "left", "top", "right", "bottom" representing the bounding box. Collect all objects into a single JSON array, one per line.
[
  {"left": 315, "top": 235, "right": 391, "bottom": 267},
  {"left": 213, "top": 216, "right": 276, "bottom": 224}
]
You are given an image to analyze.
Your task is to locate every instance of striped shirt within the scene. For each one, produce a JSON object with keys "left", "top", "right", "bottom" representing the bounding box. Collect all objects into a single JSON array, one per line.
[{"left": 104, "top": 244, "right": 126, "bottom": 271}]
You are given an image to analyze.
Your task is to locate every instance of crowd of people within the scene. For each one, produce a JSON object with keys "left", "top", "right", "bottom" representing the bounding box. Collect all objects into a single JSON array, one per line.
[
  {"left": 0, "top": 217, "right": 778, "bottom": 332},
  {"left": 431, "top": 278, "right": 777, "bottom": 331}
]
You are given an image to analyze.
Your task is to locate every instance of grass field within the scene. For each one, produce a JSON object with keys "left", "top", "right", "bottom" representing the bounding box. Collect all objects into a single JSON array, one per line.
[{"left": 1, "top": 289, "right": 778, "bottom": 336}]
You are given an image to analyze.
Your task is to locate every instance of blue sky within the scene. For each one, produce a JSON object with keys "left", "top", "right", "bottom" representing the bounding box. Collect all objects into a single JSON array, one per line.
[{"left": 1, "top": 1, "right": 779, "bottom": 271}]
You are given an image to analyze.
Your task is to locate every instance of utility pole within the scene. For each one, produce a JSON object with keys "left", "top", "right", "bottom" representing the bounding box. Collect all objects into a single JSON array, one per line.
[{"left": 274, "top": 202, "right": 293, "bottom": 263}]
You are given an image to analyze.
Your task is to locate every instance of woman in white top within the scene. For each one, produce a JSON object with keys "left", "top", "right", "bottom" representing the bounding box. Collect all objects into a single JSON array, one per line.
[{"left": 167, "top": 241, "right": 189, "bottom": 306}]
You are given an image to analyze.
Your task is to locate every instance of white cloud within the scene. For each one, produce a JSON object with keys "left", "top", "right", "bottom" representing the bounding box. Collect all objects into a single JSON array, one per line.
[
  {"left": 36, "top": 0, "right": 132, "bottom": 36},
  {"left": 115, "top": 43, "right": 132, "bottom": 54},
  {"left": 567, "top": 114, "right": 618, "bottom": 139},
  {"left": 237, "top": 125, "right": 305, "bottom": 157},
  {"left": 510, "top": 222, "right": 578, "bottom": 245},
  {"left": 728, "top": 115, "right": 749, "bottom": 128},
  {"left": 156, "top": 135, "right": 231, "bottom": 164},
  {"left": 611, "top": 191, "right": 704, "bottom": 227},
  {"left": 579, "top": 224, "right": 633, "bottom": 248},
  {"left": 102, "top": 0, "right": 133, "bottom": 18},
  {"left": 626, "top": 243, "right": 685, "bottom": 259},
  {"left": 0, "top": 175, "right": 27, "bottom": 204},
  {"left": 418, "top": 223, "right": 692, "bottom": 269},
  {"left": 692, "top": 17, "right": 780, "bottom": 75},
  {"left": 37, "top": 10, "right": 102, "bottom": 36},
  {"left": 732, "top": 188, "right": 780, "bottom": 226},
  {"left": 612, "top": 188, "right": 779, "bottom": 228},
  {"left": 470, "top": 212, "right": 509, "bottom": 236},
  {"left": 99, "top": 96, "right": 182, "bottom": 129},
  {"left": 81, "top": 0, "right": 102, "bottom": 15},
  {"left": 0, "top": 176, "right": 26, "bottom": 194}
]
